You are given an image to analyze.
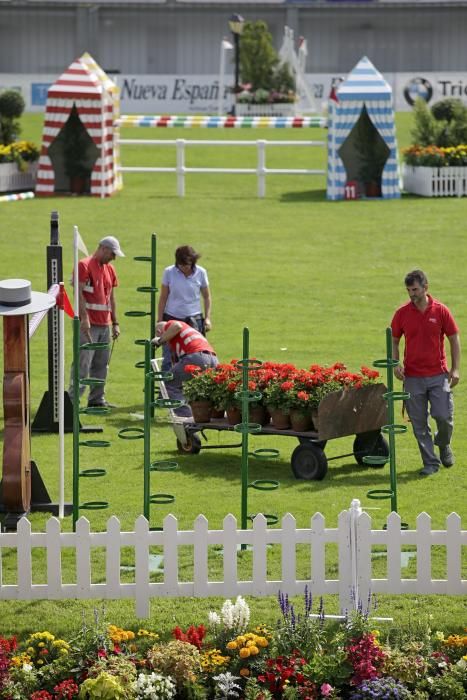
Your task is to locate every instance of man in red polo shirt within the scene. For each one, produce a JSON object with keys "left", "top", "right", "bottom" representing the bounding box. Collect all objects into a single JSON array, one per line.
[
  {"left": 153, "top": 319, "right": 218, "bottom": 417},
  {"left": 391, "top": 269, "right": 460, "bottom": 476}
]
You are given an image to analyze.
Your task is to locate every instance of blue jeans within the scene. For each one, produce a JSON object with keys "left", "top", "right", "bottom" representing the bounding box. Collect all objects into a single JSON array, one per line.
[{"left": 166, "top": 351, "right": 218, "bottom": 417}]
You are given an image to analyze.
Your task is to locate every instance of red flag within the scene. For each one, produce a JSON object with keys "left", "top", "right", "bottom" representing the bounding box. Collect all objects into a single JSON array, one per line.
[{"left": 57, "top": 283, "right": 74, "bottom": 318}]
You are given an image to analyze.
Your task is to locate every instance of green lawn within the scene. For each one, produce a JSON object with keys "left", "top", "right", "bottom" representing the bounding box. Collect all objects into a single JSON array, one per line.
[{"left": 0, "top": 111, "right": 465, "bottom": 638}]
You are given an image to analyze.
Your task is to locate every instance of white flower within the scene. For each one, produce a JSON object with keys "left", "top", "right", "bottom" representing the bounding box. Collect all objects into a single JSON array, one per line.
[
  {"left": 208, "top": 611, "right": 221, "bottom": 628},
  {"left": 22, "top": 663, "right": 33, "bottom": 672},
  {"left": 135, "top": 672, "right": 176, "bottom": 700}
]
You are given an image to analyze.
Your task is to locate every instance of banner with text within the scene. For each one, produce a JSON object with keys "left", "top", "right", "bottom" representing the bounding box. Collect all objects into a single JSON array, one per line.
[{"left": 2, "top": 71, "right": 467, "bottom": 114}]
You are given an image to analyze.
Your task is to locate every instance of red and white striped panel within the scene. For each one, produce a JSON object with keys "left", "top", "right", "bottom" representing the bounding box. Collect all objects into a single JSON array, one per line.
[{"left": 36, "top": 56, "right": 117, "bottom": 198}]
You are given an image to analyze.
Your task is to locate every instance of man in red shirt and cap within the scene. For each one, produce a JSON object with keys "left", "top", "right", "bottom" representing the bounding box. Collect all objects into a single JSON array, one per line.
[
  {"left": 391, "top": 269, "right": 460, "bottom": 476},
  {"left": 153, "top": 319, "right": 218, "bottom": 418},
  {"left": 69, "top": 235, "right": 125, "bottom": 408}
]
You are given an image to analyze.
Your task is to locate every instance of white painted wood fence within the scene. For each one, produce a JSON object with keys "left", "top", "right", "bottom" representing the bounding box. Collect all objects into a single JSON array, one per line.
[
  {"left": 403, "top": 164, "right": 467, "bottom": 197},
  {"left": 119, "top": 138, "right": 326, "bottom": 198},
  {"left": 0, "top": 500, "right": 465, "bottom": 619}
]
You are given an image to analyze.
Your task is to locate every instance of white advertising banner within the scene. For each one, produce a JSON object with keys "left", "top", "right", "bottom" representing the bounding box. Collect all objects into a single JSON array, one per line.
[{"left": 2, "top": 71, "right": 467, "bottom": 114}]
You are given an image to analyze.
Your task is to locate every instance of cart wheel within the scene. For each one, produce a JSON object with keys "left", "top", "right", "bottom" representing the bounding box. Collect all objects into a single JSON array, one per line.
[
  {"left": 291, "top": 443, "right": 328, "bottom": 480},
  {"left": 177, "top": 434, "right": 202, "bottom": 455},
  {"left": 353, "top": 431, "right": 389, "bottom": 467}
]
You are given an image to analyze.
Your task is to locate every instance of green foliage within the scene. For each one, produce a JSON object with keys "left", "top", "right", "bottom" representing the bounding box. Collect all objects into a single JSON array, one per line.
[
  {"left": 147, "top": 640, "right": 202, "bottom": 689},
  {"left": 78, "top": 671, "right": 129, "bottom": 699},
  {"left": 0, "top": 89, "right": 25, "bottom": 145},
  {"left": 410, "top": 96, "right": 467, "bottom": 147},
  {"left": 431, "top": 98, "right": 462, "bottom": 123},
  {"left": 239, "top": 21, "right": 278, "bottom": 91},
  {"left": 410, "top": 98, "right": 443, "bottom": 146}
]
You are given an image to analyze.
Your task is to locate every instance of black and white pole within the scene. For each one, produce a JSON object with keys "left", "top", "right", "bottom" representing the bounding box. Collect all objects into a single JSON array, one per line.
[{"left": 32, "top": 211, "right": 74, "bottom": 433}]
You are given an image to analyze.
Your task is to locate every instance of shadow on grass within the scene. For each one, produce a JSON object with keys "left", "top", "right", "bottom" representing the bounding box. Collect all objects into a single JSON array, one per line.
[{"left": 280, "top": 189, "right": 328, "bottom": 203}]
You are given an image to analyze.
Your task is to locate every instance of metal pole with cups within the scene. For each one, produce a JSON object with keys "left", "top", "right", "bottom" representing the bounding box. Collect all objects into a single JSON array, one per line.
[
  {"left": 364, "top": 327, "right": 409, "bottom": 529},
  {"left": 118, "top": 341, "right": 182, "bottom": 529},
  {"left": 234, "top": 328, "right": 280, "bottom": 549}
]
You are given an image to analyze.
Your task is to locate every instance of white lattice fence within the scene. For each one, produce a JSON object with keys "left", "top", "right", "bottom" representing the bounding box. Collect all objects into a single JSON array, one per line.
[
  {"left": 0, "top": 503, "right": 465, "bottom": 619},
  {"left": 403, "top": 164, "right": 467, "bottom": 197}
]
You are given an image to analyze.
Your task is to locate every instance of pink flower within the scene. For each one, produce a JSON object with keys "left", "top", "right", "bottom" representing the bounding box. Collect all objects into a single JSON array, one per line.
[{"left": 320, "top": 683, "right": 333, "bottom": 696}]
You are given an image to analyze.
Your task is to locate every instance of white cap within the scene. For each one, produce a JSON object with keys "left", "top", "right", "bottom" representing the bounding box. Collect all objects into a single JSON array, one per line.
[{"left": 99, "top": 236, "right": 125, "bottom": 257}]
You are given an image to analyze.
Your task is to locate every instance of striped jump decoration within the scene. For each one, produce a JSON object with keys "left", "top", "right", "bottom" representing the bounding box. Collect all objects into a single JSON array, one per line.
[
  {"left": 117, "top": 114, "right": 327, "bottom": 129},
  {"left": 0, "top": 191, "right": 35, "bottom": 202},
  {"left": 36, "top": 54, "right": 120, "bottom": 199},
  {"left": 326, "top": 56, "right": 401, "bottom": 201}
]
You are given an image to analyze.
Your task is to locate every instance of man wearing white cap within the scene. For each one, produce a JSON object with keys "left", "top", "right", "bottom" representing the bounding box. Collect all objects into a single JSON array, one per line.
[{"left": 68, "top": 236, "right": 125, "bottom": 408}]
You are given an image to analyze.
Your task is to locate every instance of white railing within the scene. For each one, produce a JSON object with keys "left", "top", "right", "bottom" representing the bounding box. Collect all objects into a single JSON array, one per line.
[
  {"left": 118, "top": 138, "right": 326, "bottom": 197},
  {"left": 0, "top": 162, "right": 38, "bottom": 193},
  {"left": 0, "top": 500, "right": 465, "bottom": 619},
  {"left": 403, "top": 164, "right": 467, "bottom": 197}
]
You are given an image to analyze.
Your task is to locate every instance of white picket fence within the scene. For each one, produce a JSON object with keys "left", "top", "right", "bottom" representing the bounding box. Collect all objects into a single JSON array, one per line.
[
  {"left": 0, "top": 500, "right": 465, "bottom": 619},
  {"left": 403, "top": 164, "right": 467, "bottom": 197},
  {"left": 118, "top": 138, "right": 326, "bottom": 197}
]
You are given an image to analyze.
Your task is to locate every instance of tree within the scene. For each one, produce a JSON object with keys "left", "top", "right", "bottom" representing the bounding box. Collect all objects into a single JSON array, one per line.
[
  {"left": 239, "top": 21, "right": 278, "bottom": 91},
  {"left": 0, "top": 89, "right": 25, "bottom": 145}
]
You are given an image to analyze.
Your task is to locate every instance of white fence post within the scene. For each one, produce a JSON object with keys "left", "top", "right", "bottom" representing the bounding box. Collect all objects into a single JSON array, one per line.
[
  {"left": 176, "top": 139, "right": 186, "bottom": 197},
  {"left": 257, "top": 140, "right": 266, "bottom": 198}
]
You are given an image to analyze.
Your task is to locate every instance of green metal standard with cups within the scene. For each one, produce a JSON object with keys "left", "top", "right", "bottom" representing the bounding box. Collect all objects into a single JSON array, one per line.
[{"left": 365, "top": 327, "right": 410, "bottom": 529}]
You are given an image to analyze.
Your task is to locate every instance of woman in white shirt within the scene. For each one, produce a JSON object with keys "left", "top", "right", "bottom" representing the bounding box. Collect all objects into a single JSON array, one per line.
[{"left": 157, "top": 245, "right": 212, "bottom": 371}]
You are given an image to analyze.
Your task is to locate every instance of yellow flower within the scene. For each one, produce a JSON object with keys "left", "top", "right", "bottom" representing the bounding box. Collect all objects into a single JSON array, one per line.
[
  {"left": 256, "top": 637, "right": 269, "bottom": 648},
  {"left": 239, "top": 647, "right": 250, "bottom": 659},
  {"left": 248, "top": 645, "right": 259, "bottom": 656},
  {"left": 226, "top": 641, "right": 237, "bottom": 650},
  {"left": 239, "top": 667, "right": 250, "bottom": 677}
]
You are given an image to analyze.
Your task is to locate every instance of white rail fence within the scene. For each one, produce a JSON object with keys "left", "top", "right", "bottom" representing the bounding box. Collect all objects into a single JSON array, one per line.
[
  {"left": 0, "top": 500, "right": 465, "bottom": 619},
  {"left": 118, "top": 138, "right": 326, "bottom": 197}
]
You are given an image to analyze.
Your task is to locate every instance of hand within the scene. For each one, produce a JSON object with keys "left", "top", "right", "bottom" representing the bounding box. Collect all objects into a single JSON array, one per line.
[
  {"left": 112, "top": 323, "right": 121, "bottom": 340},
  {"left": 449, "top": 369, "right": 460, "bottom": 388},
  {"left": 204, "top": 318, "right": 212, "bottom": 332},
  {"left": 394, "top": 364, "right": 405, "bottom": 381},
  {"left": 80, "top": 318, "right": 92, "bottom": 343},
  {"left": 151, "top": 337, "right": 162, "bottom": 347}
]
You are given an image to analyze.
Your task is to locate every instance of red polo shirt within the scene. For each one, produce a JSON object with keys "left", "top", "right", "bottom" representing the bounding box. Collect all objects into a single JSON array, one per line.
[
  {"left": 76, "top": 256, "right": 118, "bottom": 326},
  {"left": 391, "top": 295, "right": 459, "bottom": 377},
  {"left": 164, "top": 320, "right": 215, "bottom": 358}
]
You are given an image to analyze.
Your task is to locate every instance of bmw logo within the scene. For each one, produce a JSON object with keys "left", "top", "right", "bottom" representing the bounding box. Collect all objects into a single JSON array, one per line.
[{"left": 404, "top": 77, "right": 433, "bottom": 106}]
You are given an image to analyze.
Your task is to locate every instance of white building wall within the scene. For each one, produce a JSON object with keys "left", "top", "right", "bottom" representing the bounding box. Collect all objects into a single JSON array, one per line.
[{"left": 0, "top": 3, "right": 467, "bottom": 76}]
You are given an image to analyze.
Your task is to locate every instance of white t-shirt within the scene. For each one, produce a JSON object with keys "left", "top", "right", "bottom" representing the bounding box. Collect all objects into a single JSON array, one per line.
[{"left": 162, "top": 264, "right": 209, "bottom": 318}]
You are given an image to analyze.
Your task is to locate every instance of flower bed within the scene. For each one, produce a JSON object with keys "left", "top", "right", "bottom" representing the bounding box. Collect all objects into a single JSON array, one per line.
[{"left": 0, "top": 594, "right": 466, "bottom": 698}]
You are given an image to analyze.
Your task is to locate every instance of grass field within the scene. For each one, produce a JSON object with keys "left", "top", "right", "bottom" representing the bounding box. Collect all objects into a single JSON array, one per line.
[{"left": 0, "top": 112, "right": 465, "bottom": 638}]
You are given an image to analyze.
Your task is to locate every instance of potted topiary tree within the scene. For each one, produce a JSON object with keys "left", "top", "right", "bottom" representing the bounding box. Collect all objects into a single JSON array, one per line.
[
  {"left": 237, "top": 20, "right": 296, "bottom": 116},
  {"left": 62, "top": 107, "right": 93, "bottom": 194}
]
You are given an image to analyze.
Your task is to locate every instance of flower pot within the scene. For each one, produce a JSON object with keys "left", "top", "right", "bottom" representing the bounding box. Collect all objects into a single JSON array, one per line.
[
  {"left": 249, "top": 405, "right": 269, "bottom": 426},
  {"left": 189, "top": 400, "right": 212, "bottom": 423},
  {"left": 290, "top": 410, "right": 313, "bottom": 432},
  {"left": 226, "top": 407, "right": 242, "bottom": 426},
  {"left": 268, "top": 408, "right": 291, "bottom": 430},
  {"left": 211, "top": 407, "right": 225, "bottom": 420},
  {"left": 364, "top": 181, "right": 382, "bottom": 198},
  {"left": 70, "top": 175, "right": 87, "bottom": 195}
]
